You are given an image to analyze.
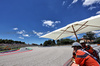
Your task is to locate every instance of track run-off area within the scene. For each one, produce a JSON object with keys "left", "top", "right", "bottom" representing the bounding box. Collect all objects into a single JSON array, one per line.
[{"left": 0, "top": 45, "right": 100, "bottom": 66}]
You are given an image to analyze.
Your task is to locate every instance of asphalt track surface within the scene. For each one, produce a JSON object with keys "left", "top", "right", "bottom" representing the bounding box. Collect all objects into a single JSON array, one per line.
[
  {"left": 0, "top": 46, "right": 73, "bottom": 66},
  {"left": 0, "top": 45, "right": 100, "bottom": 66}
]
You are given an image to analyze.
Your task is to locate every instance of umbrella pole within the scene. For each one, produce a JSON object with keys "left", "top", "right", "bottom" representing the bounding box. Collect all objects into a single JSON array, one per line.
[{"left": 72, "top": 25, "right": 79, "bottom": 42}]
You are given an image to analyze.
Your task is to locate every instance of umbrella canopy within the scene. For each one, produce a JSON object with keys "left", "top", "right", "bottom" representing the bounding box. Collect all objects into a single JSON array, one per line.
[{"left": 41, "top": 15, "right": 100, "bottom": 40}]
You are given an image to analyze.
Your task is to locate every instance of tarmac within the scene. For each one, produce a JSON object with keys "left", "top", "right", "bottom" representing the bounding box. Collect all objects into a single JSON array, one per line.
[
  {"left": 0, "top": 45, "right": 100, "bottom": 66},
  {"left": 0, "top": 46, "right": 73, "bottom": 66}
]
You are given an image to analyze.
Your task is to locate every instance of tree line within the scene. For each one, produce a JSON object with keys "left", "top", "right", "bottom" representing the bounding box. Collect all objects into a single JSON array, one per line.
[
  {"left": 42, "top": 31, "right": 100, "bottom": 46},
  {"left": 0, "top": 39, "right": 25, "bottom": 44},
  {"left": 42, "top": 38, "right": 75, "bottom": 46}
]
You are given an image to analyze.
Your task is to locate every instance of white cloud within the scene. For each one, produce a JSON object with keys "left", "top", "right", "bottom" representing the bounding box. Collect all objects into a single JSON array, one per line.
[
  {"left": 19, "top": 37, "right": 24, "bottom": 39},
  {"left": 13, "top": 28, "right": 18, "bottom": 30},
  {"left": 33, "top": 30, "right": 43, "bottom": 37},
  {"left": 88, "top": 6, "right": 96, "bottom": 10},
  {"left": 42, "top": 20, "right": 61, "bottom": 28},
  {"left": 96, "top": 11, "right": 100, "bottom": 14},
  {"left": 83, "top": 0, "right": 100, "bottom": 6},
  {"left": 17, "top": 30, "right": 30, "bottom": 38},
  {"left": 62, "top": 1, "right": 66, "bottom": 5},
  {"left": 92, "top": 31, "right": 100, "bottom": 33},
  {"left": 72, "top": 0, "right": 78, "bottom": 4},
  {"left": 55, "top": 21, "right": 61, "bottom": 23},
  {"left": 42, "top": 20, "right": 54, "bottom": 27},
  {"left": 68, "top": 0, "right": 100, "bottom": 8},
  {"left": 62, "top": 1, "right": 67, "bottom": 6},
  {"left": 22, "top": 34, "right": 30, "bottom": 37},
  {"left": 70, "top": 35, "right": 79, "bottom": 38},
  {"left": 68, "top": 0, "right": 78, "bottom": 7},
  {"left": 17, "top": 30, "right": 25, "bottom": 34}
]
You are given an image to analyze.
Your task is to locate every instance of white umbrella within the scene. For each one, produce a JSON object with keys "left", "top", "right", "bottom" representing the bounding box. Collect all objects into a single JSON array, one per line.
[{"left": 41, "top": 15, "right": 100, "bottom": 41}]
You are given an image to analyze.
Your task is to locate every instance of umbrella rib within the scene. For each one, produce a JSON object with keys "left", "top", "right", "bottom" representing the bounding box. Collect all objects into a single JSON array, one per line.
[
  {"left": 77, "top": 25, "right": 88, "bottom": 32},
  {"left": 76, "top": 24, "right": 100, "bottom": 32},
  {"left": 56, "top": 21, "right": 88, "bottom": 40},
  {"left": 55, "top": 26, "right": 70, "bottom": 40},
  {"left": 72, "top": 25, "right": 79, "bottom": 42},
  {"left": 76, "top": 21, "right": 88, "bottom": 32},
  {"left": 61, "top": 30, "right": 73, "bottom": 33},
  {"left": 77, "top": 24, "right": 100, "bottom": 28}
]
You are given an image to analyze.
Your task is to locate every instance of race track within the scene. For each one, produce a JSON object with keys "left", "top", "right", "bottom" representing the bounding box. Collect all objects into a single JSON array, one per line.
[{"left": 0, "top": 46, "right": 73, "bottom": 66}]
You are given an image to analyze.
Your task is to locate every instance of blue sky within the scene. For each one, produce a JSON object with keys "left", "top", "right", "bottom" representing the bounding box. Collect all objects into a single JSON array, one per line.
[{"left": 0, "top": 0, "right": 100, "bottom": 44}]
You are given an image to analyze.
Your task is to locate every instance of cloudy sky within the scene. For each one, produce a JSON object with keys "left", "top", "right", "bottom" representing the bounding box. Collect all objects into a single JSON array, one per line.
[{"left": 0, "top": 0, "right": 100, "bottom": 44}]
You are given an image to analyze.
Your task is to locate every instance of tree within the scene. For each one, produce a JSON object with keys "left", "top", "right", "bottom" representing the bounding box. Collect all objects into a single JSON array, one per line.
[
  {"left": 53, "top": 40, "right": 56, "bottom": 44},
  {"left": 40, "top": 43, "right": 42, "bottom": 46},
  {"left": 57, "top": 38, "right": 75, "bottom": 45},
  {"left": 43, "top": 40, "right": 51, "bottom": 46},
  {"left": 83, "top": 35, "right": 88, "bottom": 42},
  {"left": 0, "top": 39, "right": 26, "bottom": 44},
  {"left": 51, "top": 40, "right": 56, "bottom": 46},
  {"left": 61, "top": 38, "right": 74, "bottom": 45},
  {"left": 94, "top": 37, "right": 100, "bottom": 44},
  {"left": 43, "top": 40, "right": 56, "bottom": 46},
  {"left": 0, "top": 39, "right": 2, "bottom": 43},
  {"left": 83, "top": 31, "right": 96, "bottom": 42},
  {"left": 57, "top": 40, "right": 61, "bottom": 45},
  {"left": 8, "top": 39, "right": 14, "bottom": 44}
]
